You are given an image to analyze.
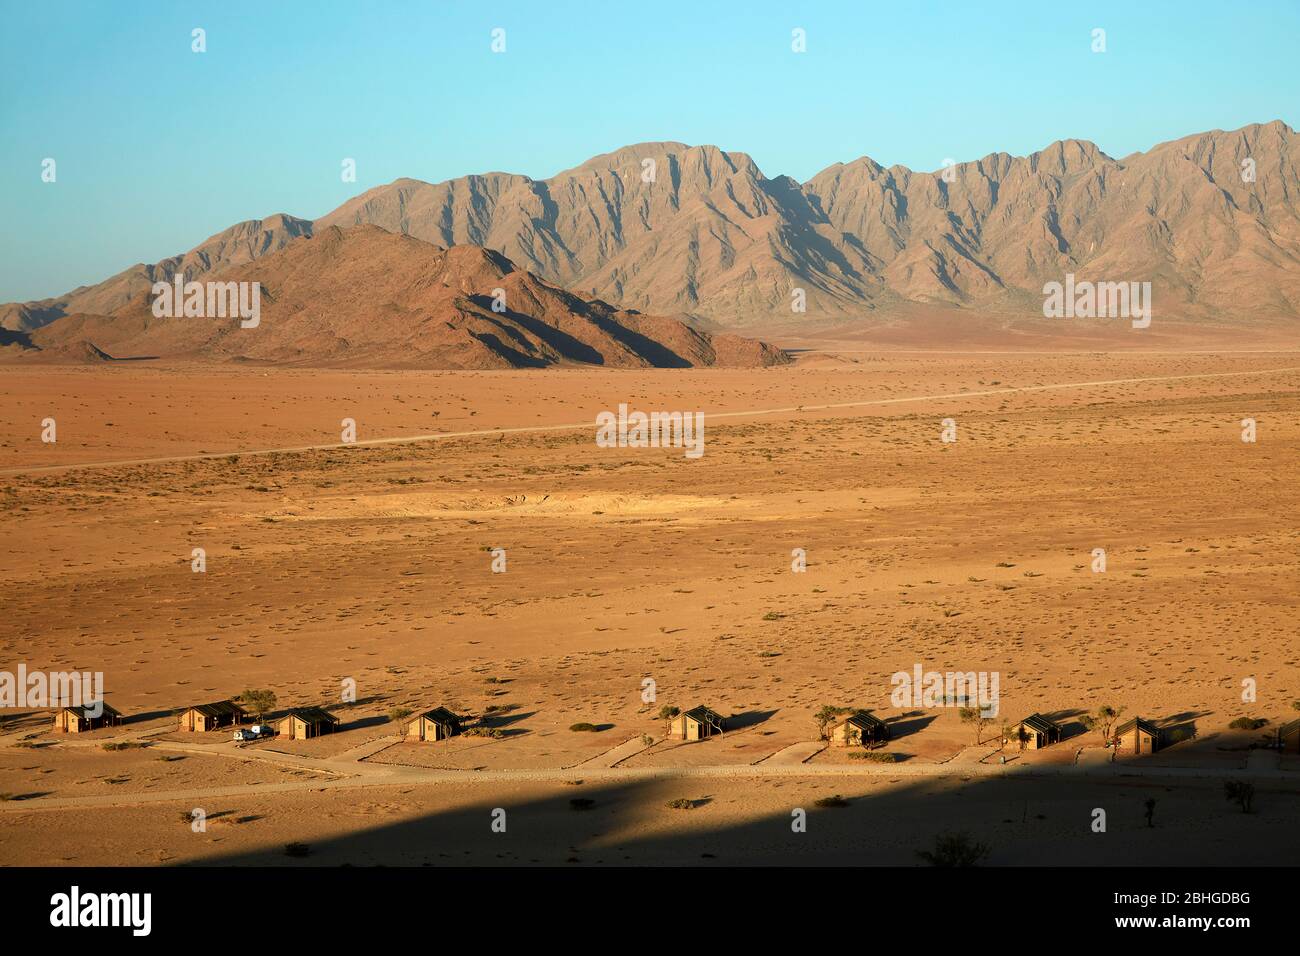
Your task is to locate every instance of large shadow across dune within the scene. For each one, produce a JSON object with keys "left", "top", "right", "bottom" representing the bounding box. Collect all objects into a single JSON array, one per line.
[{"left": 192, "top": 765, "right": 1300, "bottom": 867}]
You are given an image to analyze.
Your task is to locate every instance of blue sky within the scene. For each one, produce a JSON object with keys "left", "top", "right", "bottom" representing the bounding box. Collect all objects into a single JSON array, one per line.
[{"left": 2, "top": 0, "right": 1297, "bottom": 302}]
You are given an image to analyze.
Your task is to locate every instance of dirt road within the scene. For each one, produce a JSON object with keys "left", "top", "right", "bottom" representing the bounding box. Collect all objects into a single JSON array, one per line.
[{"left": 5, "top": 363, "right": 1297, "bottom": 477}]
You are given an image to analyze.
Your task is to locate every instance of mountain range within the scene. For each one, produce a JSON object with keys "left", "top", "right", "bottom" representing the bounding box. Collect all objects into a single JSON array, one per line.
[
  {"left": 5, "top": 226, "right": 789, "bottom": 369},
  {"left": 4, "top": 120, "right": 1298, "bottom": 340}
]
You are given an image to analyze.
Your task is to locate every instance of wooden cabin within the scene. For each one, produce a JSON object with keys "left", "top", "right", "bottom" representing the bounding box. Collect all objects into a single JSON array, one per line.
[
  {"left": 275, "top": 707, "right": 339, "bottom": 740},
  {"left": 1114, "top": 716, "right": 1161, "bottom": 755},
  {"left": 52, "top": 703, "right": 123, "bottom": 734},
  {"left": 1008, "top": 713, "right": 1063, "bottom": 750},
  {"left": 1277, "top": 718, "right": 1300, "bottom": 755},
  {"left": 405, "top": 707, "right": 463, "bottom": 742},
  {"left": 178, "top": 700, "right": 247, "bottom": 732},
  {"left": 668, "top": 705, "right": 726, "bottom": 741},
  {"left": 829, "top": 712, "right": 889, "bottom": 747}
]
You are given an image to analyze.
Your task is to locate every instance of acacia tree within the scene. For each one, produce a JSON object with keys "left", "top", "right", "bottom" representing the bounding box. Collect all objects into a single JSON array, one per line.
[
  {"left": 1081, "top": 704, "right": 1124, "bottom": 745},
  {"left": 959, "top": 706, "right": 992, "bottom": 745},
  {"left": 814, "top": 705, "right": 855, "bottom": 740},
  {"left": 657, "top": 705, "right": 680, "bottom": 736},
  {"left": 238, "top": 689, "right": 277, "bottom": 721},
  {"left": 1000, "top": 723, "right": 1022, "bottom": 751}
]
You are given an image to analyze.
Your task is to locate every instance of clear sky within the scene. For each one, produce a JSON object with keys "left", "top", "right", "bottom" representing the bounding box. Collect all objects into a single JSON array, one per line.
[{"left": 2, "top": 0, "right": 1297, "bottom": 302}]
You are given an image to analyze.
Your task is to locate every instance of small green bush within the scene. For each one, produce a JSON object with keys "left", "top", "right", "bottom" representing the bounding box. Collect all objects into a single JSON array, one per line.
[
  {"left": 1229, "top": 717, "right": 1267, "bottom": 730},
  {"left": 849, "top": 751, "right": 901, "bottom": 762}
]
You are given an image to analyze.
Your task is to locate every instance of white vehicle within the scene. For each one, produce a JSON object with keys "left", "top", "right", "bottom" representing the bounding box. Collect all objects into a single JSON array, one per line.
[{"left": 233, "top": 723, "right": 276, "bottom": 742}]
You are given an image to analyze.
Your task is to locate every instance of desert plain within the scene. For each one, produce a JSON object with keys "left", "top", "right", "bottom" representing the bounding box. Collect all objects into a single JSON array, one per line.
[{"left": 2, "top": 328, "right": 1299, "bottom": 866}]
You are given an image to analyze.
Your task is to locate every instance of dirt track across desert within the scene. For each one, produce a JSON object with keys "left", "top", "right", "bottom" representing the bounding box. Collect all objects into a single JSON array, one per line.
[{"left": 4, "top": 361, "right": 1298, "bottom": 476}]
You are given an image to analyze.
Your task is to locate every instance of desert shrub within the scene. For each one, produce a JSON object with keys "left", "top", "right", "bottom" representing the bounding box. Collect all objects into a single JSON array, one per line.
[
  {"left": 849, "top": 751, "right": 901, "bottom": 762},
  {"left": 1229, "top": 717, "right": 1267, "bottom": 730},
  {"left": 284, "top": 842, "right": 311, "bottom": 858},
  {"left": 1225, "top": 780, "right": 1255, "bottom": 813},
  {"left": 665, "top": 798, "right": 696, "bottom": 810},
  {"left": 814, "top": 794, "right": 849, "bottom": 808},
  {"left": 101, "top": 741, "right": 145, "bottom": 752},
  {"left": 918, "top": 831, "right": 990, "bottom": 867},
  {"left": 463, "top": 727, "right": 504, "bottom": 739},
  {"left": 387, "top": 707, "right": 413, "bottom": 723},
  {"left": 569, "top": 722, "right": 600, "bottom": 732}
]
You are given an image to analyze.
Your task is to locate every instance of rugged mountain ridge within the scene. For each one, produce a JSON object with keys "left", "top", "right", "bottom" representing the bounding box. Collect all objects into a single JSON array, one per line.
[
  {"left": 7, "top": 226, "right": 789, "bottom": 369},
  {"left": 7, "top": 121, "right": 1298, "bottom": 329}
]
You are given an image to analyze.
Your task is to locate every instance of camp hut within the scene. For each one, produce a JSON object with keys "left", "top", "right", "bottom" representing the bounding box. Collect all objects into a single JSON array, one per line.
[
  {"left": 1008, "top": 713, "right": 1063, "bottom": 750},
  {"left": 52, "top": 703, "right": 123, "bottom": 733},
  {"left": 178, "top": 700, "right": 247, "bottom": 732},
  {"left": 276, "top": 707, "right": 339, "bottom": 740},
  {"left": 1277, "top": 718, "right": 1300, "bottom": 755},
  {"left": 405, "top": 707, "right": 463, "bottom": 742},
  {"left": 669, "top": 705, "right": 726, "bottom": 741},
  {"left": 829, "top": 712, "right": 889, "bottom": 747},
  {"left": 1114, "top": 716, "right": 1161, "bottom": 755}
]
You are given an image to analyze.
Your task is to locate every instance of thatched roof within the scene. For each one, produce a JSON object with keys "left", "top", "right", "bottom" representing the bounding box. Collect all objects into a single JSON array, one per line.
[
  {"left": 1115, "top": 716, "right": 1160, "bottom": 737},
  {"left": 414, "top": 707, "right": 462, "bottom": 726},
  {"left": 59, "top": 702, "right": 121, "bottom": 719},
  {"left": 1018, "top": 713, "right": 1062, "bottom": 735},
  {"left": 278, "top": 706, "right": 339, "bottom": 725},
  {"left": 681, "top": 705, "right": 725, "bottom": 730},
  {"left": 185, "top": 700, "right": 246, "bottom": 718},
  {"left": 838, "top": 711, "right": 887, "bottom": 731}
]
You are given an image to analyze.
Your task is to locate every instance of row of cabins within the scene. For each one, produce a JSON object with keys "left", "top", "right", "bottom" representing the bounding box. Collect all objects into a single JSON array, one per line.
[
  {"left": 1005, "top": 713, "right": 1158, "bottom": 754},
  {"left": 46, "top": 700, "right": 1300, "bottom": 755},
  {"left": 50, "top": 701, "right": 340, "bottom": 740},
  {"left": 176, "top": 701, "right": 343, "bottom": 740},
  {"left": 666, "top": 708, "right": 1257, "bottom": 755},
  {"left": 50, "top": 700, "right": 460, "bottom": 741}
]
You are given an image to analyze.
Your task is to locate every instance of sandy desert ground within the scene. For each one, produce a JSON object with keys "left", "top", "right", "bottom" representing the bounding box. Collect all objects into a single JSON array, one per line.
[{"left": 2, "top": 340, "right": 1299, "bottom": 865}]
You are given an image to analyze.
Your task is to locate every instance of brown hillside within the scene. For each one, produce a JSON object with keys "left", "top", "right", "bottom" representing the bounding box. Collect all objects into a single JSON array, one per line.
[{"left": 18, "top": 226, "right": 789, "bottom": 370}]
